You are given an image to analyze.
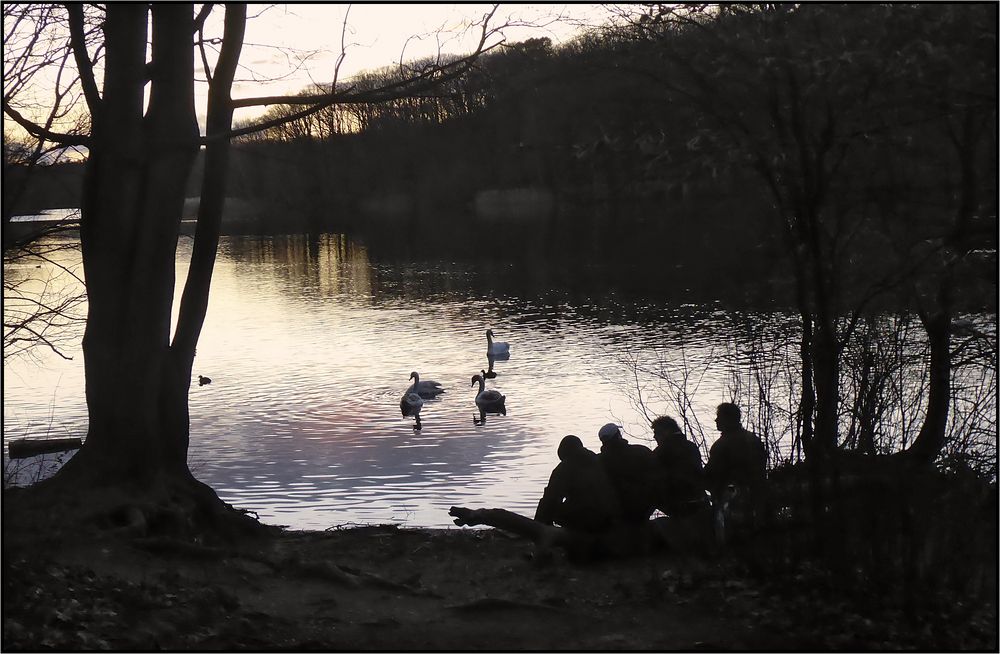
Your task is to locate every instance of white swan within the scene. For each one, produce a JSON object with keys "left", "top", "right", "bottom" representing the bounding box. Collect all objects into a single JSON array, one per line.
[
  {"left": 407, "top": 371, "right": 445, "bottom": 398},
  {"left": 472, "top": 373, "right": 506, "bottom": 414},
  {"left": 486, "top": 329, "right": 510, "bottom": 357}
]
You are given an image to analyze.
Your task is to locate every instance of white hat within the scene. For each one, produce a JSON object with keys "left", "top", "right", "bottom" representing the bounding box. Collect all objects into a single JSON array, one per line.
[{"left": 598, "top": 423, "right": 622, "bottom": 440}]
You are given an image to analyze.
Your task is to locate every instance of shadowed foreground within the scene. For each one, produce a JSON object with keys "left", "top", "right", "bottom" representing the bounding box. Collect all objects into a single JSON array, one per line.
[{"left": 3, "top": 496, "right": 996, "bottom": 651}]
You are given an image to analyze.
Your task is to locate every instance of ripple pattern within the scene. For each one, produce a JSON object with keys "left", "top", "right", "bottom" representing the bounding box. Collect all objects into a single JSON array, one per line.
[{"left": 6, "top": 234, "right": 805, "bottom": 529}]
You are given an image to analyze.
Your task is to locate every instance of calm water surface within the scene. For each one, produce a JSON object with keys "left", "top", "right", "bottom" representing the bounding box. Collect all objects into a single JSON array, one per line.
[{"left": 4, "top": 232, "right": 794, "bottom": 529}]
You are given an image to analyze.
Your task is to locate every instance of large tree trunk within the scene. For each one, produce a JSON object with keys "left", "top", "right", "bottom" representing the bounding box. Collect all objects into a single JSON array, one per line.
[
  {"left": 48, "top": 5, "right": 262, "bottom": 540},
  {"left": 60, "top": 5, "right": 199, "bottom": 482}
]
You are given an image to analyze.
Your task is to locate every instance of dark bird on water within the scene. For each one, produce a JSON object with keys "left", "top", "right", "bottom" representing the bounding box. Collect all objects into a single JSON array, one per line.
[
  {"left": 472, "top": 373, "right": 506, "bottom": 415},
  {"left": 198, "top": 375, "right": 212, "bottom": 386}
]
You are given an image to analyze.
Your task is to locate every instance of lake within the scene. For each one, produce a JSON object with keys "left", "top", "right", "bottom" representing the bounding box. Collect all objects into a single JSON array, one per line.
[{"left": 3, "top": 229, "right": 815, "bottom": 529}]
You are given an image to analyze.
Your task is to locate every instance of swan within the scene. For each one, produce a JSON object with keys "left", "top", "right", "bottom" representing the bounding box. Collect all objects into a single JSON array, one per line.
[
  {"left": 471, "top": 373, "right": 506, "bottom": 414},
  {"left": 486, "top": 329, "right": 510, "bottom": 357},
  {"left": 481, "top": 368, "right": 497, "bottom": 380},
  {"left": 407, "top": 371, "right": 445, "bottom": 398},
  {"left": 400, "top": 391, "right": 424, "bottom": 429},
  {"left": 400, "top": 391, "right": 423, "bottom": 417}
]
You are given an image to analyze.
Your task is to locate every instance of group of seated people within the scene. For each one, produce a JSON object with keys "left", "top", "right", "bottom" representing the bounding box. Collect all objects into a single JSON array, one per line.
[{"left": 534, "top": 402, "right": 767, "bottom": 536}]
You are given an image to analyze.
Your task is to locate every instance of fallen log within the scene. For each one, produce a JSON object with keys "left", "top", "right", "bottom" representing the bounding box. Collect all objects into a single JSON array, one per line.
[
  {"left": 8, "top": 437, "right": 83, "bottom": 459},
  {"left": 448, "top": 506, "right": 661, "bottom": 560}
]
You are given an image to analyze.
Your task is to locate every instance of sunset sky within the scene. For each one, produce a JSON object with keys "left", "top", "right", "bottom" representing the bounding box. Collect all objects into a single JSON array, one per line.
[
  {"left": 220, "top": 4, "right": 608, "bottom": 122},
  {"left": 4, "top": 4, "right": 610, "bottom": 137}
]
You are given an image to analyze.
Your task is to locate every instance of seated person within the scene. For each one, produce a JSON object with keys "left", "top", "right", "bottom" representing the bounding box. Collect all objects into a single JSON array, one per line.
[
  {"left": 650, "top": 416, "right": 710, "bottom": 517},
  {"left": 596, "top": 423, "right": 659, "bottom": 524},
  {"left": 704, "top": 402, "right": 767, "bottom": 502},
  {"left": 534, "top": 435, "right": 621, "bottom": 533}
]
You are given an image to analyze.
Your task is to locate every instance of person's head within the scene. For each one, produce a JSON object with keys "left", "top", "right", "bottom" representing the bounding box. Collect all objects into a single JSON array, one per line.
[
  {"left": 598, "top": 423, "right": 625, "bottom": 449},
  {"left": 715, "top": 402, "right": 742, "bottom": 433},
  {"left": 557, "top": 435, "right": 585, "bottom": 461},
  {"left": 651, "top": 416, "right": 682, "bottom": 445}
]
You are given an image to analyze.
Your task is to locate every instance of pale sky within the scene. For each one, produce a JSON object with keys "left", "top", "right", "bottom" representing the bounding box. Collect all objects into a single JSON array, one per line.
[
  {"left": 219, "top": 4, "right": 608, "bottom": 123},
  {"left": 3, "top": 4, "right": 610, "bottom": 139}
]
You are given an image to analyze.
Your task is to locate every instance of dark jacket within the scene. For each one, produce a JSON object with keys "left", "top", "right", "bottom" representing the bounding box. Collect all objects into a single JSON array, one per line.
[
  {"left": 704, "top": 428, "right": 766, "bottom": 498},
  {"left": 535, "top": 449, "right": 620, "bottom": 533},
  {"left": 652, "top": 432, "right": 708, "bottom": 515},
  {"left": 599, "top": 440, "right": 659, "bottom": 524}
]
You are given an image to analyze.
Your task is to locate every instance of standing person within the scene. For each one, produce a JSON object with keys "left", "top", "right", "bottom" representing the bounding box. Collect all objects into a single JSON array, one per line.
[
  {"left": 534, "top": 435, "right": 621, "bottom": 534},
  {"left": 650, "top": 416, "right": 710, "bottom": 517},
  {"left": 596, "top": 423, "right": 659, "bottom": 524}
]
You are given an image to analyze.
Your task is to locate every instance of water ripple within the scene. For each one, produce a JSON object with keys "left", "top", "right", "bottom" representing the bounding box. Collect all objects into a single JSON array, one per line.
[{"left": 6, "top": 233, "right": 805, "bottom": 529}]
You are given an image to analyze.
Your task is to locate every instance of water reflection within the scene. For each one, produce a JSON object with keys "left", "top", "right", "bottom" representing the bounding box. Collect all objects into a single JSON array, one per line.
[
  {"left": 6, "top": 231, "right": 813, "bottom": 529},
  {"left": 482, "top": 357, "right": 498, "bottom": 379}
]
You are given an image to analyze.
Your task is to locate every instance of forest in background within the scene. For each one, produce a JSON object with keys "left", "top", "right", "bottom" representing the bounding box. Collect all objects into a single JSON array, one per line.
[
  {"left": 7, "top": 4, "right": 994, "bottom": 310},
  {"left": 2, "top": 7, "right": 997, "bottom": 646}
]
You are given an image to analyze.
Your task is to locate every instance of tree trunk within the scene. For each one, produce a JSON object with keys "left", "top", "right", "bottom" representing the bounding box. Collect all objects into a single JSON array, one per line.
[
  {"left": 903, "top": 312, "right": 952, "bottom": 464},
  {"left": 811, "top": 326, "right": 841, "bottom": 455},
  {"left": 798, "top": 309, "right": 816, "bottom": 459},
  {"left": 62, "top": 5, "right": 199, "bottom": 483}
]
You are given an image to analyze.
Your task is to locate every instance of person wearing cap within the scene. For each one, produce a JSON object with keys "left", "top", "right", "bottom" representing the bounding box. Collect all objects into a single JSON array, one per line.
[
  {"left": 596, "top": 423, "right": 659, "bottom": 524},
  {"left": 534, "top": 435, "right": 621, "bottom": 534},
  {"left": 650, "top": 416, "right": 710, "bottom": 517}
]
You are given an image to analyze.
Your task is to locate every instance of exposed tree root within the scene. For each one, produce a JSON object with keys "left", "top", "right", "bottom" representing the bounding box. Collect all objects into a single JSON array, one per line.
[{"left": 6, "top": 463, "right": 278, "bottom": 560}]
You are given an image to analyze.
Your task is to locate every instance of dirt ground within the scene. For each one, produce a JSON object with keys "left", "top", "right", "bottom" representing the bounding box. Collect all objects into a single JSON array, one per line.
[{"left": 4, "top": 503, "right": 997, "bottom": 652}]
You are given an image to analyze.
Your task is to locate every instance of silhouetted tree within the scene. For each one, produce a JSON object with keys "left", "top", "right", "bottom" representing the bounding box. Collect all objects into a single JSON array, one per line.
[
  {"left": 607, "top": 3, "right": 996, "bottom": 463},
  {"left": 3, "top": 3, "right": 505, "bottom": 532}
]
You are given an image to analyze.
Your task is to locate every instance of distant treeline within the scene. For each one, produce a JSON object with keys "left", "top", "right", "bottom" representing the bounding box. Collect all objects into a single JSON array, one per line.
[
  {"left": 6, "top": 4, "right": 995, "bottom": 309},
  {"left": 226, "top": 32, "right": 777, "bottom": 229},
  {"left": 4, "top": 160, "right": 86, "bottom": 216}
]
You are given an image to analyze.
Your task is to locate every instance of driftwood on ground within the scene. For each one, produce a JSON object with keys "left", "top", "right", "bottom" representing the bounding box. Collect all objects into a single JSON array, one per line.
[
  {"left": 8, "top": 437, "right": 83, "bottom": 459},
  {"left": 448, "top": 506, "right": 713, "bottom": 559}
]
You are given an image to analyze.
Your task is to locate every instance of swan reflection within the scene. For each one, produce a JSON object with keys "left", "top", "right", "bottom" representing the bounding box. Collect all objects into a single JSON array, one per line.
[
  {"left": 473, "top": 406, "right": 506, "bottom": 426},
  {"left": 482, "top": 355, "right": 499, "bottom": 379}
]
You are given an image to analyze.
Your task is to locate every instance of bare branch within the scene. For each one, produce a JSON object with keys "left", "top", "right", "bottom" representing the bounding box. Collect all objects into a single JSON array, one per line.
[
  {"left": 65, "top": 3, "right": 101, "bottom": 112},
  {"left": 3, "top": 101, "right": 90, "bottom": 146}
]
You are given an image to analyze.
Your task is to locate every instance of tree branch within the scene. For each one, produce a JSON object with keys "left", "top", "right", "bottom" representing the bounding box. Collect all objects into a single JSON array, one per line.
[
  {"left": 65, "top": 2, "right": 101, "bottom": 113},
  {"left": 214, "top": 4, "right": 504, "bottom": 143},
  {"left": 2, "top": 102, "right": 90, "bottom": 146},
  {"left": 172, "top": 3, "right": 246, "bottom": 360}
]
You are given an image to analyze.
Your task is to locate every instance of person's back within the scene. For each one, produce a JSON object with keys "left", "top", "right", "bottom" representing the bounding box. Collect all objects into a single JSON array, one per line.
[
  {"left": 704, "top": 404, "right": 766, "bottom": 499},
  {"left": 652, "top": 421, "right": 708, "bottom": 516},
  {"left": 705, "top": 429, "right": 765, "bottom": 494},
  {"left": 597, "top": 424, "right": 659, "bottom": 524},
  {"left": 535, "top": 435, "right": 620, "bottom": 533}
]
